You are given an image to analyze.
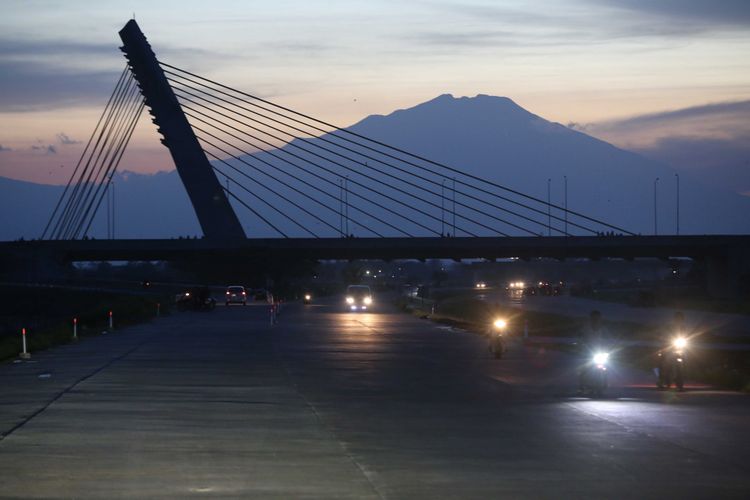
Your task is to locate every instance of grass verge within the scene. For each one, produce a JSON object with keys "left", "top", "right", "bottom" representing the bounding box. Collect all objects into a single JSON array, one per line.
[{"left": 0, "top": 289, "right": 170, "bottom": 362}]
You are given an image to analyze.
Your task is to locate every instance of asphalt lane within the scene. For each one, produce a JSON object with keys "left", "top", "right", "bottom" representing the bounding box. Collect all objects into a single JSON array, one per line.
[{"left": 1, "top": 299, "right": 749, "bottom": 498}]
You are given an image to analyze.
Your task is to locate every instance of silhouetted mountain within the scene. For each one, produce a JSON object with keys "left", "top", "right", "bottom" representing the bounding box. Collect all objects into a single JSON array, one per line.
[
  {"left": 0, "top": 171, "right": 199, "bottom": 240},
  {"left": 340, "top": 94, "right": 750, "bottom": 235},
  {"left": 2, "top": 93, "right": 749, "bottom": 240}
]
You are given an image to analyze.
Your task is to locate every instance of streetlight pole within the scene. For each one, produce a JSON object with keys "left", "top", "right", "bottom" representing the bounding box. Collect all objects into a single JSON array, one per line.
[
  {"left": 563, "top": 175, "right": 568, "bottom": 236},
  {"left": 654, "top": 177, "right": 660, "bottom": 235},
  {"left": 675, "top": 173, "right": 680, "bottom": 235},
  {"left": 106, "top": 181, "right": 111, "bottom": 239},
  {"left": 111, "top": 180, "right": 115, "bottom": 239},
  {"left": 339, "top": 178, "right": 344, "bottom": 237},
  {"left": 547, "top": 178, "right": 551, "bottom": 236},
  {"left": 452, "top": 177, "right": 456, "bottom": 237},
  {"left": 345, "top": 175, "right": 349, "bottom": 236},
  {"left": 441, "top": 179, "right": 446, "bottom": 236}
]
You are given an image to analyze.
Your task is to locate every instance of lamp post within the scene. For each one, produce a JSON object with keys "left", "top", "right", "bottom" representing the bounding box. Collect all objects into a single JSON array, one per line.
[
  {"left": 339, "top": 178, "right": 344, "bottom": 237},
  {"left": 441, "top": 179, "right": 447, "bottom": 236},
  {"left": 547, "top": 178, "right": 551, "bottom": 236},
  {"left": 675, "top": 173, "right": 680, "bottom": 235},
  {"left": 563, "top": 175, "right": 568, "bottom": 236},
  {"left": 452, "top": 177, "right": 456, "bottom": 237},
  {"left": 654, "top": 177, "right": 660, "bottom": 235}
]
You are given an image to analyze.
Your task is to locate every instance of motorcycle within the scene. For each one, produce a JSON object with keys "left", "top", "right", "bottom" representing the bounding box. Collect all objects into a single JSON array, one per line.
[
  {"left": 176, "top": 286, "right": 216, "bottom": 312},
  {"left": 580, "top": 348, "right": 610, "bottom": 397},
  {"left": 657, "top": 336, "right": 688, "bottom": 391},
  {"left": 488, "top": 318, "right": 508, "bottom": 359}
]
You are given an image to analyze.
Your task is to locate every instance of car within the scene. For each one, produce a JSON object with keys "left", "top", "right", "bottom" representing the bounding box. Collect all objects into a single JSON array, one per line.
[
  {"left": 345, "top": 285, "right": 373, "bottom": 311},
  {"left": 303, "top": 293, "right": 313, "bottom": 304},
  {"left": 225, "top": 285, "right": 247, "bottom": 306}
]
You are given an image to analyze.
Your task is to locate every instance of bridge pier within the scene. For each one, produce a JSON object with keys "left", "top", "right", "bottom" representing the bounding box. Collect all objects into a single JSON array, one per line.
[{"left": 705, "top": 247, "right": 750, "bottom": 299}]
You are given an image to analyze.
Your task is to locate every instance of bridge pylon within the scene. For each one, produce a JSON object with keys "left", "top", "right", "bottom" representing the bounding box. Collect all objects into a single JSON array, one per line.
[{"left": 119, "top": 20, "right": 245, "bottom": 240}]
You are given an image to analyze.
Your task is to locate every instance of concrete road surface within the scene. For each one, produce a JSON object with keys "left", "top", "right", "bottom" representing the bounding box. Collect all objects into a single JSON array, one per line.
[{"left": 1, "top": 300, "right": 748, "bottom": 498}]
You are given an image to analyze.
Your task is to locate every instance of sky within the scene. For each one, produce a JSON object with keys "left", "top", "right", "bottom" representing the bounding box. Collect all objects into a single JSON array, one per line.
[{"left": 1, "top": 0, "right": 749, "bottom": 193}]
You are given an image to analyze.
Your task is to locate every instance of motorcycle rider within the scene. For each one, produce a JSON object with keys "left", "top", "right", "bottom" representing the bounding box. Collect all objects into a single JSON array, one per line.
[
  {"left": 657, "top": 311, "right": 686, "bottom": 389},
  {"left": 578, "top": 310, "right": 610, "bottom": 393}
]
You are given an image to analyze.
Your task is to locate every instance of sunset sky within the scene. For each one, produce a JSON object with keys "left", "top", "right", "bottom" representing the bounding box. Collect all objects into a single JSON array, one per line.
[{"left": 1, "top": 0, "right": 749, "bottom": 193}]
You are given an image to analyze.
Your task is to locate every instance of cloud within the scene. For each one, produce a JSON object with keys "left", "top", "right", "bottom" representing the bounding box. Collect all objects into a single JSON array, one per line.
[
  {"left": 31, "top": 144, "right": 57, "bottom": 155},
  {"left": 0, "top": 38, "right": 117, "bottom": 60},
  {"left": 0, "top": 144, "right": 11, "bottom": 152},
  {"left": 580, "top": 100, "right": 750, "bottom": 195},
  {"left": 56, "top": 132, "right": 81, "bottom": 145},
  {"left": 0, "top": 60, "right": 121, "bottom": 112},
  {"left": 591, "top": 100, "right": 750, "bottom": 134},
  {"left": 418, "top": 0, "right": 748, "bottom": 52},
  {"left": 0, "top": 36, "right": 234, "bottom": 112},
  {"left": 633, "top": 134, "right": 750, "bottom": 195},
  {"left": 591, "top": 0, "right": 750, "bottom": 27}
]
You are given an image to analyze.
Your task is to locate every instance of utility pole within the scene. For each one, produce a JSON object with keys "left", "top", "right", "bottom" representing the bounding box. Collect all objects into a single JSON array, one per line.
[
  {"left": 106, "top": 181, "right": 111, "bottom": 239},
  {"left": 346, "top": 176, "right": 350, "bottom": 236},
  {"left": 563, "top": 175, "right": 568, "bottom": 236},
  {"left": 339, "top": 178, "right": 344, "bottom": 237},
  {"left": 111, "top": 180, "right": 115, "bottom": 239},
  {"left": 452, "top": 177, "right": 456, "bottom": 237},
  {"left": 675, "top": 173, "right": 680, "bottom": 235},
  {"left": 547, "top": 178, "right": 551, "bottom": 236},
  {"left": 441, "top": 179, "right": 447, "bottom": 236},
  {"left": 654, "top": 177, "right": 660, "bottom": 235}
]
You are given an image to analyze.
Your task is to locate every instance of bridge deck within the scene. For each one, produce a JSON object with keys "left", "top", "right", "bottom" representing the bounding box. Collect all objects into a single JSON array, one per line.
[{"left": 2, "top": 235, "right": 748, "bottom": 262}]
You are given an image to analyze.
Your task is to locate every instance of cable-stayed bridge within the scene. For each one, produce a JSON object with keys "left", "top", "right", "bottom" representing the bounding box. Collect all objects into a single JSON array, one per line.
[{"left": 2, "top": 20, "right": 749, "bottom": 296}]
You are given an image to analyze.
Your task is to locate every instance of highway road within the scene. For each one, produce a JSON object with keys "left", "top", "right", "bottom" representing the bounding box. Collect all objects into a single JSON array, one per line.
[{"left": 1, "top": 299, "right": 749, "bottom": 498}]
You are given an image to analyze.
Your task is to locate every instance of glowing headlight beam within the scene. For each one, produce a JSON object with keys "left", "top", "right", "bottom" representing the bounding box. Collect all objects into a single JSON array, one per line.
[
  {"left": 673, "top": 337, "right": 687, "bottom": 349},
  {"left": 593, "top": 352, "right": 609, "bottom": 365}
]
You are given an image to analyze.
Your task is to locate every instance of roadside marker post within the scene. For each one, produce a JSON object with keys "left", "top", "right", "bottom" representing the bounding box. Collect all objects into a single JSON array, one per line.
[
  {"left": 73, "top": 317, "right": 78, "bottom": 341},
  {"left": 20, "top": 328, "right": 30, "bottom": 360},
  {"left": 156, "top": 302, "right": 161, "bottom": 317},
  {"left": 108, "top": 310, "right": 114, "bottom": 330}
]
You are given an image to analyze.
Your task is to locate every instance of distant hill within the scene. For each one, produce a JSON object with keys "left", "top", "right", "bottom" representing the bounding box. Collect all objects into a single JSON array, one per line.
[
  {"left": 339, "top": 94, "right": 750, "bottom": 235},
  {"left": 0, "top": 171, "right": 200, "bottom": 241},
  {"left": 1, "top": 93, "right": 748, "bottom": 240}
]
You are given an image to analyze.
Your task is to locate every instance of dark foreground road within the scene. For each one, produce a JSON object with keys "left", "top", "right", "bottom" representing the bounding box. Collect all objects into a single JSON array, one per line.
[{"left": 1, "top": 300, "right": 749, "bottom": 498}]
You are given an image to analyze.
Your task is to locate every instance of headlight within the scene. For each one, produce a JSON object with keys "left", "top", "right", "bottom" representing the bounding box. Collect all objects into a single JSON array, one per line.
[
  {"left": 346, "top": 296, "right": 354, "bottom": 304},
  {"left": 364, "top": 296, "right": 372, "bottom": 305},
  {"left": 673, "top": 337, "right": 687, "bottom": 349},
  {"left": 593, "top": 352, "right": 609, "bottom": 365},
  {"left": 493, "top": 318, "right": 507, "bottom": 329},
  {"left": 304, "top": 294, "right": 311, "bottom": 301}
]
